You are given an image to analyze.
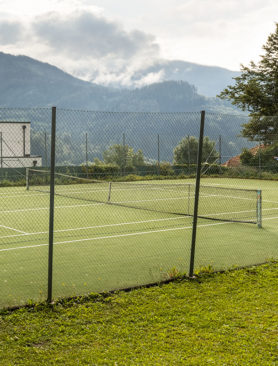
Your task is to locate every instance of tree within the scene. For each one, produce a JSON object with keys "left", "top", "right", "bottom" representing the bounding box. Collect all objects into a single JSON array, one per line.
[
  {"left": 173, "top": 136, "right": 219, "bottom": 164},
  {"left": 240, "top": 148, "right": 255, "bottom": 166},
  {"left": 103, "top": 144, "right": 145, "bottom": 168},
  {"left": 132, "top": 149, "right": 144, "bottom": 166},
  {"left": 218, "top": 23, "right": 278, "bottom": 142},
  {"left": 240, "top": 143, "right": 278, "bottom": 172}
]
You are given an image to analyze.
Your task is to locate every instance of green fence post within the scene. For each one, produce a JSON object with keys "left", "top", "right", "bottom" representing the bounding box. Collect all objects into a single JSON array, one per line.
[
  {"left": 85, "top": 132, "right": 88, "bottom": 177},
  {"left": 157, "top": 134, "right": 160, "bottom": 176},
  {"left": 44, "top": 132, "right": 48, "bottom": 167},
  {"left": 47, "top": 107, "right": 57, "bottom": 303},
  {"left": 189, "top": 111, "right": 205, "bottom": 278},
  {"left": 257, "top": 189, "right": 262, "bottom": 228}
]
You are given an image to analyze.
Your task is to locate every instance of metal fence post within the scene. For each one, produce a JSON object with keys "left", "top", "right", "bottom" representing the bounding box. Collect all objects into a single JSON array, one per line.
[
  {"left": 189, "top": 110, "right": 205, "bottom": 277},
  {"left": 47, "top": 106, "right": 57, "bottom": 303},
  {"left": 85, "top": 132, "right": 88, "bottom": 177},
  {"left": 0, "top": 132, "right": 2, "bottom": 168},
  {"left": 26, "top": 168, "right": 29, "bottom": 190},
  {"left": 219, "top": 135, "right": 222, "bottom": 165},
  {"left": 157, "top": 134, "right": 160, "bottom": 176},
  {"left": 44, "top": 132, "right": 48, "bottom": 167},
  {"left": 257, "top": 190, "right": 262, "bottom": 228},
  {"left": 188, "top": 135, "right": 191, "bottom": 174},
  {"left": 123, "top": 133, "right": 126, "bottom": 176}
]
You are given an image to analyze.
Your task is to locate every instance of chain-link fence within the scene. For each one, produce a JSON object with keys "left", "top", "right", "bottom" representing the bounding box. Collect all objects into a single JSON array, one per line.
[{"left": 0, "top": 107, "right": 277, "bottom": 308}]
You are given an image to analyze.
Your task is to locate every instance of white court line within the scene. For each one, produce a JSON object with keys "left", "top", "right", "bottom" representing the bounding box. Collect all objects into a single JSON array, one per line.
[
  {"left": 261, "top": 207, "right": 278, "bottom": 212},
  {"left": 0, "top": 220, "right": 235, "bottom": 252},
  {"left": 263, "top": 199, "right": 278, "bottom": 204},
  {"left": 0, "top": 184, "right": 260, "bottom": 200},
  {"left": 0, "top": 204, "right": 268, "bottom": 240},
  {"left": 0, "top": 205, "right": 259, "bottom": 240},
  {"left": 0, "top": 192, "right": 263, "bottom": 214},
  {"left": 0, "top": 225, "right": 27, "bottom": 234},
  {"left": 0, "top": 196, "right": 187, "bottom": 214},
  {"left": 0, "top": 216, "right": 187, "bottom": 240},
  {"left": 0, "top": 201, "right": 106, "bottom": 214},
  {"left": 1, "top": 214, "right": 277, "bottom": 253},
  {"left": 0, "top": 204, "right": 275, "bottom": 241}
]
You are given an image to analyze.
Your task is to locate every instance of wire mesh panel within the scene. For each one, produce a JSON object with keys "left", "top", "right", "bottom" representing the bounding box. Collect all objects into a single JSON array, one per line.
[
  {"left": 50, "top": 109, "right": 203, "bottom": 300},
  {"left": 193, "top": 113, "right": 278, "bottom": 272},
  {"left": 1, "top": 107, "right": 278, "bottom": 308},
  {"left": 0, "top": 107, "right": 52, "bottom": 308},
  {"left": 27, "top": 172, "right": 260, "bottom": 224}
]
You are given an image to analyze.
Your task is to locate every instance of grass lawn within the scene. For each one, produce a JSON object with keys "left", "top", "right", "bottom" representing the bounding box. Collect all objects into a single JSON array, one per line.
[
  {"left": 0, "top": 262, "right": 277, "bottom": 365},
  {"left": 1, "top": 177, "right": 278, "bottom": 308}
]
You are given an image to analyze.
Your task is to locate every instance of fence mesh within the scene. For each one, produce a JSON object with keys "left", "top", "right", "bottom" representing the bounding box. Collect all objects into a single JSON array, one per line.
[
  {"left": 0, "top": 107, "right": 277, "bottom": 308},
  {"left": 0, "top": 108, "right": 51, "bottom": 308}
]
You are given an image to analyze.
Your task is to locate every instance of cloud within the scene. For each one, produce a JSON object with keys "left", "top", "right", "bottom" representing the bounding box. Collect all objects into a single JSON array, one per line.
[
  {"left": 32, "top": 11, "right": 159, "bottom": 60},
  {"left": 1, "top": 0, "right": 276, "bottom": 86},
  {"left": 0, "top": 20, "right": 25, "bottom": 45},
  {"left": 0, "top": 9, "right": 161, "bottom": 87}
]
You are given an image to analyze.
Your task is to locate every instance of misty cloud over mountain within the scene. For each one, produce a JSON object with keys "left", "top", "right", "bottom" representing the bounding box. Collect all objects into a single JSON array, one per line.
[
  {"left": 0, "top": 9, "right": 239, "bottom": 94},
  {"left": 33, "top": 11, "right": 159, "bottom": 59},
  {"left": 0, "top": 20, "right": 25, "bottom": 45}
]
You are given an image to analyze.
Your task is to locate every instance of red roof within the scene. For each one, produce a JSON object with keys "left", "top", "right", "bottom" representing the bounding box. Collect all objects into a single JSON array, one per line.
[{"left": 223, "top": 144, "right": 265, "bottom": 167}]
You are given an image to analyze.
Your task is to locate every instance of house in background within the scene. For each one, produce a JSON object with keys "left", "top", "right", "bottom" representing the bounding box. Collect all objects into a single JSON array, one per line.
[
  {"left": 0, "top": 122, "right": 42, "bottom": 168},
  {"left": 222, "top": 144, "right": 265, "bottom": 167}
]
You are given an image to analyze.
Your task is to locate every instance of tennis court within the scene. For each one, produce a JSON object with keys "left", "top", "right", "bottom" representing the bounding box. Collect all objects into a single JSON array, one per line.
[{"left": 1, "top": 177, "right": 278, "bottom": 308}]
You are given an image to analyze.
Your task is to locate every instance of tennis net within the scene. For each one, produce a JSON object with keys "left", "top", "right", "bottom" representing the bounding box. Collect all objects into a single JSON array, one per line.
[{"left": 26, "top": 169, "right": 262, "bottom": 226}]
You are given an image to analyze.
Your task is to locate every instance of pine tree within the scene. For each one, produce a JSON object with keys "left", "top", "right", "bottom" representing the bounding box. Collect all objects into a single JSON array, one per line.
[{"left": 218, "top": 23, "right": 278, "bottom": 142}]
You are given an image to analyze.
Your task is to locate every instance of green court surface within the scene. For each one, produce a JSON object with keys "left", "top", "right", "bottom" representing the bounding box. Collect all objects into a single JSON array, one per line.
[{"left": 0, "top": 177, "right": 278, "bottom": 308}]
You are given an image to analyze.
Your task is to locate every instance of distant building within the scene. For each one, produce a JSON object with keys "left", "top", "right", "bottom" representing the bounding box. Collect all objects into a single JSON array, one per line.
[
  {"left": 0, "top": 122, "right": 42, "bottom": 168},
  {"left": 222, "top": 144, "right": 265, "bottom": 167}
]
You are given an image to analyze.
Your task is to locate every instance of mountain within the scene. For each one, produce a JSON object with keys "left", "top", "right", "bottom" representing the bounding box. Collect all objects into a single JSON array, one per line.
[
  {"left": 128, "top": 60, "right": 240, "bottom": 98},
  {"left": 0, "top": 52, "right": 249, "bottom": 165},
  {"left": 88, "top": 59, "right": 240, "bottom": 97},
  {"left": 0, "top": 52, "right": 237, "bottom": 114},
  {"left": 0, "top": 52, "right": 114, "bottom": 110}
]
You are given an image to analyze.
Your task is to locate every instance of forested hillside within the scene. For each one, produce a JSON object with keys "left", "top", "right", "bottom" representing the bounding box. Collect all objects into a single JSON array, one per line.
[{"left": 0, "top": 52, "right": 249, "bottom": 166}]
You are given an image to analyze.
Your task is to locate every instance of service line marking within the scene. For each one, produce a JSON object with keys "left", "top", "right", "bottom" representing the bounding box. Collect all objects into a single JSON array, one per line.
[{"left": 0, "top": 225, "right": 28, "bottom": 234}]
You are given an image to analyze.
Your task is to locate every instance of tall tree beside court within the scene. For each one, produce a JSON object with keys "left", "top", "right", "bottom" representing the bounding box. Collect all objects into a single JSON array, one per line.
[
  {"left": 218, "top": 23, "right": 278, "bottom": 142},
  {"left": 173, "top": 136, "right": 218, "bottom": 164},
  {"left": 103, "top": 144, "right": 144, "bottom": 168}
]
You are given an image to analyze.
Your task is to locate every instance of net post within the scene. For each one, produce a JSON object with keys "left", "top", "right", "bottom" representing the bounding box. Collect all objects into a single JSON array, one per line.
[
  {"left": 189, "top": 111, "right": 205, "bottom": 278},
  {"left": 108, "top": 182, "right": 112, "bottom": 202},
  {"left": 47, "top": 106, "right": 57, "bottom": 304},
  {"left": 26, "top": 168, "right": 29, "bottom": 190},
  {"left": 257, "top": 189, "right": 262, "bottom": 228}
]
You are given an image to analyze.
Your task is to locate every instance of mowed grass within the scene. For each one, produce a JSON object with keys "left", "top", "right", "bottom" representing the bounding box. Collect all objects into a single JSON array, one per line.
[
  {"left": 0, "top": 262, "right": 277, "bottom": 365},
  {"left": 0, "top": 177, "right": 278, "bottom": 308}
]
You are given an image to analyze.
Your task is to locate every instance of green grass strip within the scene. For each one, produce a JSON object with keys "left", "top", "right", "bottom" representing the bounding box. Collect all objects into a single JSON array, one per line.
[{"left": 0, "top": 262, "right": 277, "bottom": 365}]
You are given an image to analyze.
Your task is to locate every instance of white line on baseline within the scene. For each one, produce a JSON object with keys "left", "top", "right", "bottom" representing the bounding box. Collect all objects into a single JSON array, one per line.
[
  {"left": 0, "top": 220, "right": 236, "bottom": 252},
  {"left": 0, "top": 225, "right": 28, "bottom": 234},
  {"left": 1, "top": 214, "right": 277, "bottom": 253},
  {"left": 0, "top": 216, "right": 187, "bottom": 240}
]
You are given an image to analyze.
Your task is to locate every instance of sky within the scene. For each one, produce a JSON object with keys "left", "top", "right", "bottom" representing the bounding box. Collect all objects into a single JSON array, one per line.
[{"left": 0, "top": 0, "right": 277, "bottom": 87}]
